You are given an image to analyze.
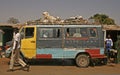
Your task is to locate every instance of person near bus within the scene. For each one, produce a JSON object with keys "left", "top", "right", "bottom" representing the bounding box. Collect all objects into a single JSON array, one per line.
[
  {"left": 105, "top": 35, "right": 113, "bottom": 61},
  {"left": 7, "top": 29, "right": 30, "bottom": 72}
]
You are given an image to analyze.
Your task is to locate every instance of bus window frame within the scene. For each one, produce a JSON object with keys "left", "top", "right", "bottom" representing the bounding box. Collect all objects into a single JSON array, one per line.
[
  {"left": 38, "top": 27, "right": 62, "bottom": 39},
  {"left": 25, "top": 27, "right": 34, "bottom": 39},
  {"left": 20, "top": 27, "right": 35, "bottom": 39},
  {"left": 65, "top": 27, "right": 89, "bottom": 38}
]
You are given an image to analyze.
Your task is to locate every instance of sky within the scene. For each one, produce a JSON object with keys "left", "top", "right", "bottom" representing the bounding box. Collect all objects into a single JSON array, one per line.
[{"left": 0, "top": 0, "right": 120, "bottom": 25}]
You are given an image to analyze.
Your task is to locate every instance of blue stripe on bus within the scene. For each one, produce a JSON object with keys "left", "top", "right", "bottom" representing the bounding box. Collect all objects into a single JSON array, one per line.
[{"left": 36, "top": 48, "right": 85, "bottom": 59}]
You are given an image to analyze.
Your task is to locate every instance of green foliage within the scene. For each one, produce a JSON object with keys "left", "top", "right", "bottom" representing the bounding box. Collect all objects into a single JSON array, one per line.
[{"left": 90, "top": 13, "right": 116, "bottom": 25}]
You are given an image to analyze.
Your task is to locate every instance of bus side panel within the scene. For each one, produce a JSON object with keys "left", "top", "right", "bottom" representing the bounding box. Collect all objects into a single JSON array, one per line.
[
  {"left": 85, "top": 48, "right": 105, "bottom": 58},
  {"left": 36, "top": 48, "right": 64, "bottom": 59},
  {"left": 36, "top": 48, "right": 86, "bottom": 59},
  {"left": 63, "top": 49, "right": 85, "bottom": 59},
  {"left": 36, "top": 26, "right": 63, "bottom": 59}
]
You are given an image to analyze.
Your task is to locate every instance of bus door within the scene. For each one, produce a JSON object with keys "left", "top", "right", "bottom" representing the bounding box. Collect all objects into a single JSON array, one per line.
[{"left": 20, "top": 26, "right": 36, "bottom": 59}]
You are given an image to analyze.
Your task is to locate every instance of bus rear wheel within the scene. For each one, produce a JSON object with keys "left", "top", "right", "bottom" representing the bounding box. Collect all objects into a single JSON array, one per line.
[{"left": 76, "top": 54, "right": 90, "bottom": 68}]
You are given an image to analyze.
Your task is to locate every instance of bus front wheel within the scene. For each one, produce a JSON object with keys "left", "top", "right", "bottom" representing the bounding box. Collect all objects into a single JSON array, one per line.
[{"left": 76, "top": 54, "right": 90, "bottom": 68}]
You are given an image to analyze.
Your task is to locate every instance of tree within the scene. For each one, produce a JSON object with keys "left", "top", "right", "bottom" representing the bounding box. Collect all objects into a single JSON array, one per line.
[
  {"left": 7, "top": 17, "right": 20, "bottom": 24},
  {"left": 90, "top": 14, "right": 116, "bottom": 25}
]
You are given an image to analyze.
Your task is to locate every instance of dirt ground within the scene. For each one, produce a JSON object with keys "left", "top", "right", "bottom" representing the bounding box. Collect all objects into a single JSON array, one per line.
[{"left": 0, "top": 58, "right": 120, "bottom": 75}]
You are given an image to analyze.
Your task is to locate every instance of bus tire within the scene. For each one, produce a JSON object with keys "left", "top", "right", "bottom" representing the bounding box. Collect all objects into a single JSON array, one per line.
[{"left": 76, "top": 54, "right": 90, "bottom": 68}]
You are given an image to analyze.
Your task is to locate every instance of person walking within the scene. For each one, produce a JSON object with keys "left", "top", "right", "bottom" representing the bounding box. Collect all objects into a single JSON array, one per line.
[{"left": 7, "top": 28, "right": 29, "bottom": 72}]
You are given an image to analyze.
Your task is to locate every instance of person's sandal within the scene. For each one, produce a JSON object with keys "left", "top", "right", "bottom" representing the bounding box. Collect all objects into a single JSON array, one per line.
[{"left": 22, "top": 65, "right": 30, "bottom": 72}]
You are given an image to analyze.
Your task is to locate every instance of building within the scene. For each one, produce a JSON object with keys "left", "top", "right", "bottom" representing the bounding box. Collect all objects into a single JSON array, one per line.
[
  {"left": 103, "top": 25, "right": 120, "bottom": 49},
  {"left": 0, "top": 23, "right": 21, "bottom": 46}
]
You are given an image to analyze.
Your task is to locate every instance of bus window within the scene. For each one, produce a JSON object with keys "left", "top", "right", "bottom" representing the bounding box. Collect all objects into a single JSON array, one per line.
[
  {"left": 39, "top": 28, "right": 61, "bottom": 38},
  {"left": 65, "top": 28, "right": 89, "bottom": 38},
  {"left": 39, "top": 28, "right": 53, "bottom": 38},
  {"left": 66, "top": 28, "right": 70, "bottom": 37},
  {"left": 65, "top": 28, "right": 82, "bottom": 37},
  {"left": 89, "top": 28, "right": 97, "bottom": 37},
  {"left": 80, "top": 28, "right": 88, "bottom": 37},
  {"left": 25, "top": 28, "right": 34, "bottom": 38},
  {"left": 56, "top": 29, "right": 60, "bottom": 38}
]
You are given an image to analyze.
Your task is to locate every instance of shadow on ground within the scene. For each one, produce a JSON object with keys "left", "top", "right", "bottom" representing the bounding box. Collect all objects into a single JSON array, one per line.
[
  {"left": 0, "top": 58, "right": 107, "bottom": 67},
  {"left": 28, "top": 59, "right": 76, "bottom": 66},
  {"left": 27, "top": 59, "right": 106, "bottom": 67}
]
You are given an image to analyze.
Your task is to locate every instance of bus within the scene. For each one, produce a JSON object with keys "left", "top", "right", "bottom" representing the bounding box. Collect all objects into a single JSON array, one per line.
[{"left": 20, "top": 25, "right": 107, "bottom": 67}]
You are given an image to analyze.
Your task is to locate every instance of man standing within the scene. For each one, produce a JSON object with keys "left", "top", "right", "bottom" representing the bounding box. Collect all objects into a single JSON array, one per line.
[
  {"left": 105, "top": 35, "right": 113, "bottom": 61},
  {"left": 7, "top": 28, "right": 29, "bottom": 72}
]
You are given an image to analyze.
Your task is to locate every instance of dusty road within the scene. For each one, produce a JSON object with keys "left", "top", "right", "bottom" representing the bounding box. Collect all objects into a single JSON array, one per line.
[{"left": 0, "top": 58, "right": 120, "bottom": 75}]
